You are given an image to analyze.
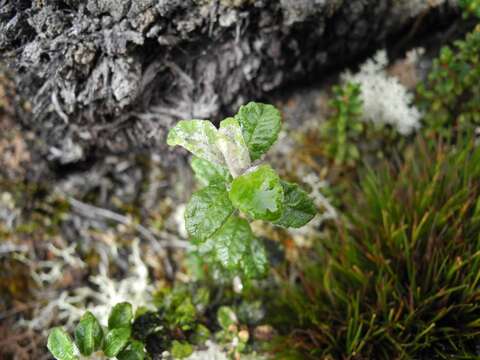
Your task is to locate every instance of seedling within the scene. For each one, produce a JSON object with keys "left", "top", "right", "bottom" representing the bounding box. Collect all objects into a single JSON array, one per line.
[
  {"left": 47, "top": 302, "right": 146, "bottom": 360},
  {"left": 168, "top": 102, "right": 316, "bottom": 279}
]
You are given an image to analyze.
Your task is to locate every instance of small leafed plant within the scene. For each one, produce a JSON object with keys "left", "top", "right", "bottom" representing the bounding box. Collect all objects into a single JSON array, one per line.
[
  {"left": 167, "top": 102, "right": 316, "bottom": 279},
  {"left": 322, "top": 82, "right": 364, "bottom": 166},
  {"left": 460, "top": 0, "right": 480, "bottom": 18},
  {"left": 47, "top": 302, "right": 146, "bottom": 360}
]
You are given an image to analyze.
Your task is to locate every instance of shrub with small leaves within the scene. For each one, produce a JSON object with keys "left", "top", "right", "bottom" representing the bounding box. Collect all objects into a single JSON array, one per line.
[
  {"left": 167, "top": 102, "right": 316, "bottom": 279},
  {"left": 47, "top": 302, "right": 146, "bottom": 360},
  {"left": 417, "top": 25, "right": 480, "bottom": 138},
  {"left": 460, "top": 0, "right": 480, "bottom": 18}
]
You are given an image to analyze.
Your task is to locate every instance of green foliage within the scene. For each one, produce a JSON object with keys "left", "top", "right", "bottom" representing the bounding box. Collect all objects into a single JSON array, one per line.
[
  {"left": 322, "top": 83, "right": 364, "bottom": 165},
  {"left": 47, "top": 303, "right": 144, "bottom": 360},
  {"left": 117, "top": 340, "right": 146, "bottom": 360},
  {"left": 460, "top": 0, "right": 480, "bottom": 18},
  {"left": 273, "top": 181, "right": 317, "bottom": 228},
  {"left": 267, "top": 137, "right": 480, "bottom": 359},
  {"left": 211, "top": 216, "right": 254, "bottom": 271},
  {"left": 47, "top": 327, "right": 78, "bottom": 360},
  {"left": 167, "top": 102, "right": 316, "bottom": 279},
  {"left": 103, "top": 327, "right": 131, "bottom": 357},
  {"left": 171, "top": 341, "right": 194, "bottom": 358},
  {"left": 74, "top": 311, "right": 103, "bottom": 356},
  {"left": 417, "top": 26, "right": 480, "bottom": 138},
  {"left": 108, "top": 302, "right": 133, "bottom": 329},
  {"left": 215, "top": 306, "right": 251, "bottom": 357},
  {"left": 190, "top": 156, "right": 232, "bottom": 187},
  {"left": 234, "top": 102, "right": 282, "bottom": 161},
  {"left": 217, "top": 306, "right": 238, "bottom": 329},
  {"left": 185, "top": 184, "right": 234, "bottom": 243},
  {"left": 229, "top": 165, "right": 284, "bottom": 221}
]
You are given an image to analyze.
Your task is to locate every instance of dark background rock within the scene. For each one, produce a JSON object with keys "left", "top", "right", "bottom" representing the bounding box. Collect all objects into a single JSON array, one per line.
[{"left": 0, "top": 0, "right": 460, "bottom": 172}]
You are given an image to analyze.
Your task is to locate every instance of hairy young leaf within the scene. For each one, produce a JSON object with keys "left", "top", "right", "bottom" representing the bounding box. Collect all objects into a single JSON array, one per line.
[
  {"left": 167, "top": 120, "right": 225, "bottom": 166},
  {"left": 241, "top": 237, "right": 269, "bottom": 279},
  {"left": 108, "top": 302, "right": 133, "bottom": 329},
  {"left": 74, "top": 311, "right": 103, "bottom": 356},
  {"left": 103, "top": 327, "right": 131, "bottom": 357},
  {"left": 212, "top": 216, "right": 251, "bottom": 271},
  {"left": 117, "top": 340, "right": 146, "bottom": 360},
  {"left": 190, "top": 156, "right": 231, "bottom": 187},
  {"left": 185, "top": 184, "right": 235, "bottom": 242},
  {"left": 217, "top": 117, "right": 251, "bottom": 177},
  {"left": 235, "top": 102, "right": 282, "bottom": 161},
  {"left": 47, "top": 327, "right": 78, "bottom": 360},
  {"left": 229, "top": 165, "right": 284, "bottom": 221},
  {"left": 274, "top": 181, "right": 316, "bottom": 228}
]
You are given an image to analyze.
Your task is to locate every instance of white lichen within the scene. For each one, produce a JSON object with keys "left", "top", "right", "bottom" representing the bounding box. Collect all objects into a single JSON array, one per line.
[
  {"left": 342, "top": 50, "right": 422, "bottom": 135},
  {"left": 21, "top": 239, "right": 154, "bottom": 331},
  {"left": 186, "top": 341, "right": 228, "bottom": 360}
]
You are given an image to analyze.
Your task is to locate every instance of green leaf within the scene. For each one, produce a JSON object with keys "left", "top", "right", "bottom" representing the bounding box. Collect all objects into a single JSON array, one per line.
[
  {"left": 217, "top": 306, "right": 238, "bottom": 329},
  {"left": 234, "top": 102, "right": 282, "bottom": 160},
  {"left": 274, "top": 181, "right": 316, "bottom": 228},
  {"left": 212, "top": 216, "right": 251, "bottom": 270},
  {"left": 108, "top": 302, "right": 133, "bottom": 329},
  {"left": 190, "top": 156, "right": 231, "bottom": 187},
  {"left": 185, "top": 184, "right": 235, "bottom": 242},
  {"left": 190, "top": 324, "right": 212, "bottom": 345},
  {"left": 229, "top": 165, "right": 284, "bottom": 221},
  {"left": 167, "top": 120, "right": 225, "bottom": 166},
  {"left": 47, "top": 327, "right": 78, "bottom": 360},
  {"left": 74, "top": 311, "right": 103, "bottom": 356},
  {"left": 217, "top": 117, "right": 251, "bottom": 177},
  {"left": 172, "top": 298, "right": 197, "bottom": 330},
  {"left": 117, "top": 340, "right": 146, "bottom": 360},
  {"left": 171, "top": 340, "right": 194, "bottom": 359},
  {"left": 241, "top": 237, "right": 269, "bottom": 279},
  {"left": 103, "top": 327, "right": 131, "bottom": 357}
]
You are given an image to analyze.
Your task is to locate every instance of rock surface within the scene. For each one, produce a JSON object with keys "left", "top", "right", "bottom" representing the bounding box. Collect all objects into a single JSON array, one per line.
[{"left": 0, "top": 0, "right": 458, "bottom": 165}]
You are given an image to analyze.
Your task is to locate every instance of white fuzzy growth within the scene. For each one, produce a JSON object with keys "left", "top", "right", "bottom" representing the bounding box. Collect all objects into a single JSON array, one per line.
[
  {"left": 22, "top": 239, "right": 153, "bottom": 331},
  {"left": 217, "top": 118, "right": 251, "bottom": 177},
  {"left": 342, "top": 50, "right": 422, "bottom": 135},
  {"left": 186, "top": 341, "right": 228, "bottom": 360},
  {"left": 74, "top": 239, "right": 154, "bottom": 326}
]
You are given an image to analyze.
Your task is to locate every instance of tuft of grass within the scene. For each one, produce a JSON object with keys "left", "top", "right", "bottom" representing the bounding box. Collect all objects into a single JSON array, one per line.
[{"left": 267, "top": 136, "right": 480, "bottom": 359}]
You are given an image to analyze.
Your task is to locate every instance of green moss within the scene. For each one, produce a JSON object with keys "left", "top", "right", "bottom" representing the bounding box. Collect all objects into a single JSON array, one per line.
[{"left": 267, "top": 137, "right": 480, "bottom": 359}]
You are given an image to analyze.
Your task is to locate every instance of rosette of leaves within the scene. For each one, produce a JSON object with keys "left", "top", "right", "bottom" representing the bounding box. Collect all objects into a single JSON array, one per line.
[
  {"left": 167, "top": 102, "right": 316, "bottom": 279},
  {"left": 47, "top": 302, "right": 146, "bottom": 360}
]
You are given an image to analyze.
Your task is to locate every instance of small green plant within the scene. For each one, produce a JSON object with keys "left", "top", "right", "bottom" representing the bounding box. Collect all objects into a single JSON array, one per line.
[
  {"left": 417, "top": 25, "right": 480, "bottom": 138},
  {"left": 167, "top": 102, "right": 316, "bottom": 279},
  {"left": 321, "top": 82, "right": 364, "bottom": 166},
  {"left": 215, "top": 306, "right": 250, "bottom": 358},
  {"left": 460, "top": 0, "right": 480, "bottom": 18},
  {"left": 47, "top": 302, "right": 146, "bottom": 360}
]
